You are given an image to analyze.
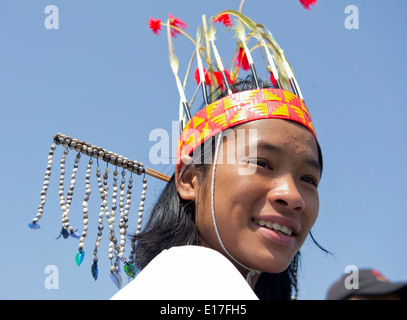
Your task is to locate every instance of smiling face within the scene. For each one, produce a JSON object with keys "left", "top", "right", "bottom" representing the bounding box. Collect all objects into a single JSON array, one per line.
[{"left": 192, "top": 119, "right": 321, "bottom": 276}]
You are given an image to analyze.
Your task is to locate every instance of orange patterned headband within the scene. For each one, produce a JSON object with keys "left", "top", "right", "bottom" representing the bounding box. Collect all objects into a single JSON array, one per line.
[{"left": 177, "top": 88, "right": 316, "bottom": 158}]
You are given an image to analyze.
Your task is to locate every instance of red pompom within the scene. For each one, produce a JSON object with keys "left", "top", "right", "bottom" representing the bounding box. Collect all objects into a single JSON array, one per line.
[
  {"left": 214, "top": 14, "right": 232, "bottom": 27},
  {"left": 168, "top": 13, "right": 188, "bottom": 38},
  {"left": 148, "top": 17, "right": 162, "bottom": 35},
  {"left": 299, "top": 0, "right": 318, "bottom": 10}
]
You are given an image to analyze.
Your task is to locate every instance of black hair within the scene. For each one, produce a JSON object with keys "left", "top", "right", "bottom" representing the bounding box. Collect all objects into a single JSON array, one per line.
[{"left": 132, "top": 75, "right": 324, "bottom": 299}]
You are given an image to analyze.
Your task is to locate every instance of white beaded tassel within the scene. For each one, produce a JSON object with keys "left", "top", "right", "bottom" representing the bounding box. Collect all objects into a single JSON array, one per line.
[
  {"left": 77, "top": 157, "right": 93, "bottom": 263},
  {"left": 30, "top": 142, "right": 56, "bottom": 229},
  {"left": 128, "top": 176, "right": 147, "bottom": 265},
  {"left": 117, "top": 169, "right": 128, "bottom": 260},
  {"left": 108, "top": 167, "right": 123, "bottom": 289},
  {"left": 91, "top": 165, "right": 105, "bottom": 280},
  {"left": 57, "top": 148, "right": 69, "bottom": 238},
  {"left": 137, "top": 177, "right": 147, "bottom": 235},
  {"left": 103, "top": 167, "right": 115, "bottom": 273},
  {"left": 62, "top": 152, "right": 81, "bottom": 237},
  {"left": 109, "top": 169, "right": 120, "bottom": 269}
]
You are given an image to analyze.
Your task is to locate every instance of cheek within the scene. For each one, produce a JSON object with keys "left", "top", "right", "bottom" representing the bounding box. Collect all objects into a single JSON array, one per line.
[
  {"left": 214, "top": 177, "right": 268, "bottom": 245},
  {"left": 301, "top": 191, "right": 320, "bottom": 237},
  {"left": 215, "top": 169, "right": 264, "bottom": 217},
  {"left": 195, "top": 166, "right": 264, "bottom": 244}
]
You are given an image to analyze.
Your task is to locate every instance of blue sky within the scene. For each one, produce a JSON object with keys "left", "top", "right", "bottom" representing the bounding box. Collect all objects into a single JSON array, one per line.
[{"left": 1, "top": 0, "right": 406, "bottom": 300}]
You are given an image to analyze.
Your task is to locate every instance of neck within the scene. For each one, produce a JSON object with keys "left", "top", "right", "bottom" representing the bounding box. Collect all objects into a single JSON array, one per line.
[{"left": 245, "top": 269, "right": 261, "bottom": 289}]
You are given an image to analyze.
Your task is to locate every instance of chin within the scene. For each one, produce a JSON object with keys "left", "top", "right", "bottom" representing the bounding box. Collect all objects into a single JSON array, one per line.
[{"left": 242, "top": 250, "right": 296, "bottom": 274}]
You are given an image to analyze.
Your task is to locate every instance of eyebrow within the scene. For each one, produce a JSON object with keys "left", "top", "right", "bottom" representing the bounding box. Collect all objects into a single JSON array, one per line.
[
  {"left": 256, "top": 142, "right": 322, "bottom": 173},
  {"left": 257, "top": 142, "right": 282, "bottom": 154}
]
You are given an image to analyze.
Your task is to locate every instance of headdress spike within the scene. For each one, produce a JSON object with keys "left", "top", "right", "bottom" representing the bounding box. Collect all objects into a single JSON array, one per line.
[
  {"left": 167, "top": 18, "right": 191, "bottom": 124},
  {"left": 233, "top": 18, "right": 260, "bottom": 88},
  {"left": 209, "top": 17, "right": 232, "bottom": 95},
  {"left": 217, "top": 9, "right": 282, "bottom": 89},
  {"left": 282, "top": 55, "right": 304, "bottom": 101},
  {"left": 257, "top": 24, "right": 294, "bottom": 93},
  {"left": 195, "top": 27, "right": 209, "bottom": 106}
]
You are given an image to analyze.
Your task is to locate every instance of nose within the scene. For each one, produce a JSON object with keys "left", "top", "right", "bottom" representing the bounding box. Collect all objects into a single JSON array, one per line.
[{"left": 267, "top": 174, "right": 305, "bottom": 212}]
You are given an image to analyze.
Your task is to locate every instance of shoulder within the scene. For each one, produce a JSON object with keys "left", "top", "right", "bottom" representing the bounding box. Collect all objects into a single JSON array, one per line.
[{"left": 111, "top": 245, "right": 258, "bottom": 300}]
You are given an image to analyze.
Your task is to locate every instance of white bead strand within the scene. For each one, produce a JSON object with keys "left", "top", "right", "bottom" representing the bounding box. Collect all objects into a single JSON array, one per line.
[
  {"left": 102, "top": 166, "right": 116, "bottom": 267},
  {"left": 76, "top": 157, "right": 93, "bottom": 266},
  {"left": 121, "top": 174, "right": 136, "bottom": 279},
  {"left": 91, "top": 165, "right": 105, "bottom": 280},
  {"left": 110, "top": 169, "right": 119, "bottom": 262},
  {"left": 62, "top": 152, "right": 81, "bottom": 237},
  {"left": 137, "top": 177, "right": 147, "bottom": 235},
  {"left": 117, "top": 169, "right": 128, "bottom": 260},
  {"left": 57, "top": 148, "right": 70, "bottom": 239},
  {"left": 29, "top": 141, "right": 56, "bottom": 229},
  {"left": 128, "top": 175, "right": 147, "bottom": 265}
]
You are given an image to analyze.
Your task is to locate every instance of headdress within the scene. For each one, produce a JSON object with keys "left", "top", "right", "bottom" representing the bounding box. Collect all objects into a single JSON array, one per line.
[
  {"left": 148, "top": 8, "right": 318, "bottom": 159},
  {"left": 29, "top": 0, "right": 318, "bottom": 294}
]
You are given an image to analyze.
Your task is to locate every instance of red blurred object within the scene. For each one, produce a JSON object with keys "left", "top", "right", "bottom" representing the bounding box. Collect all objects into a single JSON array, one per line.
[
  {"left": 214, "top": 14, "right": 232, "bottom": 27},
  {"left": 148, "top": 17, "right": 162, "bottom": 35},
  {"left": 299, "top": 0, "right": 318, "bottom": 10},
  {"left": 168, "top": 13, "right": 187, "bottom": 38}
]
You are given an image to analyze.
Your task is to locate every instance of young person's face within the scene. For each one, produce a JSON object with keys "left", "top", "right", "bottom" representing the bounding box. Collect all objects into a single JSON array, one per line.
[{"left": 195, "top": 119, "right": 321, "bottom": 275}]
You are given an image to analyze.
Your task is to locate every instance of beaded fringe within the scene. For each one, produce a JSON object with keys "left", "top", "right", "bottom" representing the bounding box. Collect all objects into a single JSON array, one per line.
[{"left": 29, "top": 133, "right": 170, "bottom": 289}]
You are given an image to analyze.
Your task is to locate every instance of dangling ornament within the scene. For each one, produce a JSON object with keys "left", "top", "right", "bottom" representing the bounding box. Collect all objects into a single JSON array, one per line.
[
  {"left": 91, "top": 261, "right": 98, "bottom": 281},
  {"left": 110, "top": 271, "right": 122, "bottom": 290},
  {"left": 29, "top": 133, "right": 169, "bottom": 285},
  {"left": 75, "top": 250, "right": 85, "bottom": 266},
  {"left": 124, "top": 262, "right": 136, "bottom": 279}
]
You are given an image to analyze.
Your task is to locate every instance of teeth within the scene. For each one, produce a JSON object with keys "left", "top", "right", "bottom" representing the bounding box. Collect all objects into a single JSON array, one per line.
[
  {"left": 273, "top": 223, "right": 281, "bottom": 232},
  {"left": 254, "top": 219, "right": 293, "bottom": 236}
]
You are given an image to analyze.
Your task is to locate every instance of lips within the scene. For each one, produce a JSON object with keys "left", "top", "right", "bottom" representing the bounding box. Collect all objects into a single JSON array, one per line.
[
  {"left": 253, "top": 218, "right": 294, "bottom": 236},
  {"left": 252, "top": 216, "right": 300, "bottom": 246}
]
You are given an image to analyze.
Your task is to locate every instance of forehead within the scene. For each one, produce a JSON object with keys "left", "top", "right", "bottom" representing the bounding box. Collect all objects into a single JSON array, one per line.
[{"left": 228, "top": 119, "right": 319, "bottom": 158}]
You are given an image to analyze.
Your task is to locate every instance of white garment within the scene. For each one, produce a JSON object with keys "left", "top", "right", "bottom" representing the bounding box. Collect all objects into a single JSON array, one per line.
[{"left": 111, "top": 245, "right": 258, "bottom": 300}]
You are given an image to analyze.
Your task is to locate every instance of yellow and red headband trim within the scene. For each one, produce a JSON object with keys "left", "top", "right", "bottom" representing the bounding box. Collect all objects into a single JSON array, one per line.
[{"left": 177, "top": 88, "right": 316, "bottom": 158}]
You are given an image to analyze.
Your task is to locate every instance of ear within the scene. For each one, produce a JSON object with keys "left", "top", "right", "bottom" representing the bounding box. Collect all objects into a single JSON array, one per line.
[{"left": 175, "top": 155, "right": 199, "bottom": 201}]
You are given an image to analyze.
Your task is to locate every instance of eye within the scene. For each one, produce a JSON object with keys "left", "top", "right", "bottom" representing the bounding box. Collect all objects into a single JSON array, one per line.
[
  {"left": 247, "top": 158, "right": 273, "bottom": 171},
  {"left": 301, "top": 175, "right": 319, "bottom": 187},
  {"left": 257, "top": 160, "right": 272, "bottom": 170}
]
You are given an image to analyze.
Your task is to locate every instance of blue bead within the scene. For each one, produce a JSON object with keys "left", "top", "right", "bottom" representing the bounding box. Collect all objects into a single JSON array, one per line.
[
  {"left": 28, "top": 222, "right": 40, "bottom": 230},
  {"left": 62, "top": 228, "right": 69, "bottom": 239},
  {"left": 91, "top": 262, "right": 98, "bottom": 281},
  {"left": 75, "top": 250, "right": 85, "bottom": 266}
]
